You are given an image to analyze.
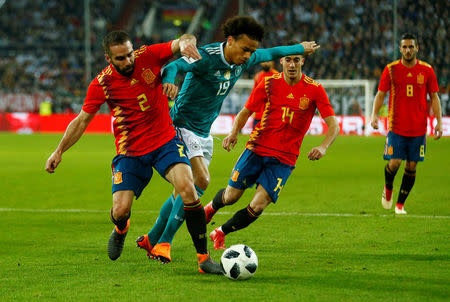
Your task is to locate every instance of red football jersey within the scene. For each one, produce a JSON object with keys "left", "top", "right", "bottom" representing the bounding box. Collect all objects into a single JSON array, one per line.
[
  {"left": 246, "top": 68, "right": 278, "bottom": 120},
  {"left": 378, "top": 59, "right": 439, "bottom": 136},
  {"left": 82, "top": 42, "right": 175, "bottom": 156},
  {"left": 245, "top": 73, "right": 335, "bottom": 165}
]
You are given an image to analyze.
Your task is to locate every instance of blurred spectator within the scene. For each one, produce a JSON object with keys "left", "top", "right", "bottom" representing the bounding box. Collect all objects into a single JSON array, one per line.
[{"left": 0, "top": 0, "right": 448, "bottom": 114}]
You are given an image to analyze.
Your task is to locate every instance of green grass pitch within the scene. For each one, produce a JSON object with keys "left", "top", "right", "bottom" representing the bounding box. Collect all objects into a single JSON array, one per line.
[{"left": 0, "top": 133, "right": 448, "bottom": 301}]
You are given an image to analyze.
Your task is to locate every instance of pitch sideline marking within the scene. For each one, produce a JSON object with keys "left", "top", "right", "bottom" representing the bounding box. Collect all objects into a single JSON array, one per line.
[{"left": 0, "top": 208, "right": 449, "bottom": 219}]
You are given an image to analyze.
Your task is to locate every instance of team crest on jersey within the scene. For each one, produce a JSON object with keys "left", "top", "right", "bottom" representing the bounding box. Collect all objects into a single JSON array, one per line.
[
  {"left": 235, "top": 66, "right": 242, "bottom": 76},
  {"left": 142, "top": 68, "right": 156, "bottom": 85},
  {"left": 231, "top": 170, "right": 239, "bottom": 182},
  {"left": 417, "top": 73, "right": 424, "bottom": 84},
  {"left": 224, "top": 70, "right": 231, "bottom": 80},
  {"left": 299, "top": 96, "right": 310, "bottom": 110},
  {"left": 113, "top": 172, "right": 123, "bottom": 184}
]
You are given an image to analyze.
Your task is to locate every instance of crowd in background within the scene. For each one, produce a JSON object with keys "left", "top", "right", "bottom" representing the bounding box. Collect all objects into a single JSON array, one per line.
[{"left": 0, "top": 0, "right": 448, "bottom": 113}]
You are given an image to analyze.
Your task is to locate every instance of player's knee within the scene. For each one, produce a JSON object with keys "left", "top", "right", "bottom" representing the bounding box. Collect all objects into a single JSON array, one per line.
[
  {"left": 111, "top": 205, "right": 130, "bottom": 221},
  {"left": 194, "top": 174, "right": 209, "bottom": 191},
  {"left": 388, "top": 160, "right": 401, "bottom": 171},
  {"left": 223, "top": 188, "right": 240, "bottom": 205},
  {"left": 176, "top": 183, "right": 197, "bottom": 204}
]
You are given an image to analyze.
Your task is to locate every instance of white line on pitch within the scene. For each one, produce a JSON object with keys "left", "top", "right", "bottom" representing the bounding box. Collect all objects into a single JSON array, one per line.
[{"left": 0, "top": 208, "right": 449, "bottom": 219}]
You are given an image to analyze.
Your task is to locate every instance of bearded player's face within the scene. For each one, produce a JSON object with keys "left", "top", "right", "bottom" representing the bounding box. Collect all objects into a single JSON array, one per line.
[
  {"left": 399, "top": 39, "right": 418, "bottom": 63},
  {"left": 106, "top": 41, "right": 136, "bottom": 77}
]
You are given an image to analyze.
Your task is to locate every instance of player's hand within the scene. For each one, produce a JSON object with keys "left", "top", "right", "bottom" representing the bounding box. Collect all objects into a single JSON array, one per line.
[
  {"left": 370, "top": 116, "right": 379, "bottom": 130},
  {"left": 223, "top": 134, "right": 238, "bottom": 152},
  {"left": 307, "top": 146, "right": 326, "bottom": 161},
  {"left": 45, "top": 151, "right": 62, "bottom": 173},
  {"left": 300, "top": 41, "right": 320, "bottom": 55},
  {"left": 163, "top": 83, "right": 179, "bottom": 100},
  {"left": 434, "top": 121, "right": 442, "bottom": 140},
  {"left": 180, "top": 42, "right": 202, "bottom": 61}
]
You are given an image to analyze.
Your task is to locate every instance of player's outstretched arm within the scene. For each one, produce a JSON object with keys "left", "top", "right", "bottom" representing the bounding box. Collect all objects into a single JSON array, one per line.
[
  {"left": 307, "top": 115, "right": 339, "bottom": 161},
  {"left": 370, "top": 91, "right": 387, "bottom": 130},
  {"left": 251, "top": 42, "right": 320, "bottom": 67},
  {"left": 430, "top": 92, "right": 443, "bottom": 140},
  {"left": 223, "top": 107, "right": 253, "bottom": 152},
  {"left": 45, "top": 110, "right": 95, "bottom": 173}
]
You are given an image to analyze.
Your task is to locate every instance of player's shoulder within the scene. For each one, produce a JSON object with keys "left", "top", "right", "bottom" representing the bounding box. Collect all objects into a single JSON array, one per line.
[
  {"left": 134, "top": 45, "right": 147, "bottom": 58},
  {"left": 263, "top": 72, "right": 283, "bottom": 85},
  {"left": 201, "top": 42, "right": 222, "bottom": 56},
  {"left": 95, "top": 65, "right": 115, "bottom": 85},
  {"left": 386, "top": 59, "right": 401, "bottom": 68},
  {"left": 302, "top": 74, "right": 321, "bottom": 87},
  {"left": 417, "top": 60, "right": 433, "bottom": 69}
]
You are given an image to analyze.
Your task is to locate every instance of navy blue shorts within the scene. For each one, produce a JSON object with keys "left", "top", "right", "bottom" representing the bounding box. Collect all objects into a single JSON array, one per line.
[
  {"left": 383, "top": 131, "right": 426, "bottom": 162},
  {"left": 228, "top": 149, "right": 294, "bottom": 203},
  {"left": 111, "top": 136, "right": 190, "bottom": 198}
]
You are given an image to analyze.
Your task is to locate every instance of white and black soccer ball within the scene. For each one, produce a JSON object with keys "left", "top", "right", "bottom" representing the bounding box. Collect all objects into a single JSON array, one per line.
[{"left": 221, "top": 244, "right": 258, "bottom": 280}]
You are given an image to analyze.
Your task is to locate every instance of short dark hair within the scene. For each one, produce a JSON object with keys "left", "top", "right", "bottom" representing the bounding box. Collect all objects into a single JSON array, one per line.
[
  {"left": 102, "top": 30, "right": 131, "bottom": 56},
  {"left": 222, "top": 16, "right": 264, "bottom": 42},
  {"left": 400, "top": 33, "right": 417, "bottom": 45}
]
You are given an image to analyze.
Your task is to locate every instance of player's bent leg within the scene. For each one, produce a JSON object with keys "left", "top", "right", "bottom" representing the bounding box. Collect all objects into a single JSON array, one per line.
[
  {"left": 108, "top": 190, "right": 134, "bottom": 260},
  {"left": 166, "top": 163, "right": 221, "bottom": 273},
  {"left": 190, "top": 156, "right": 210, "bottom": 192}
]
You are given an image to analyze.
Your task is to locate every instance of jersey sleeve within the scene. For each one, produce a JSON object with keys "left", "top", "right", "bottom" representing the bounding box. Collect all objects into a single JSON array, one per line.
[
  {"left": 245, "top": 79, "right": 267, "bottom": 113},
  {"left": 427, "top": 66, "right": 439, "bottom": 94},
  {"left": 315, "top": 85, "right": 335, "bottom": 118},
  {"left": 162, "top": 48, "right": 210, "bottom": 84},
  {"left": 247, "top": 44, "right": 305, "bottom": 67},
  {"left": 145, "top": 41, "right": 174, "bottom": 65},
  {"left": 378, "top": 66, "right": 391, "bottom": 92},
  {"left": 81, "top": 80, "right": 106, "bottom": 114}
]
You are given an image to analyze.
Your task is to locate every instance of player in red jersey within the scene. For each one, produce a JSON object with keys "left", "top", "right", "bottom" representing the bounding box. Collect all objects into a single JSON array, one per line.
[
  {"left": 247, "top": 61, "right": 278, "bottom": 127},
  {"left": 204, "top": 43, "right": 340, "bottom": 249},
  {"left": 371, "top": 33, "right": 442, "bottom": 215},
  {"left": 45, "top": 31, "right": 223, "bottom": 274}
]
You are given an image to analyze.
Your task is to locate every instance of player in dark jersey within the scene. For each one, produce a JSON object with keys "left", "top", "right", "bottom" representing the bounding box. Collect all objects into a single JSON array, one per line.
[
  {"left": 45, "top": 30, "right": 222, "bottom": 274},
  {"left": 136, "top": 16, "right": 319, "bottom": 262},
  {"left": 371, "top": 33, "right": 442, "bottom": 215},
  {"left": 204, "top": 43, "right": 340, "bottom": 249}
]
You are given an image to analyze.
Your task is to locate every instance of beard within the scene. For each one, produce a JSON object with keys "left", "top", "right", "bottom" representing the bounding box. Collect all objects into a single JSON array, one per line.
[{"left": 113, "top": 63, "right": 135, "bottom": 77}]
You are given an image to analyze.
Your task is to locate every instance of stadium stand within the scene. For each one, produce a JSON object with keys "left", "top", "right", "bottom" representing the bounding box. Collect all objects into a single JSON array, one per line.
[{"left": 0, "top": 0, "right": 448, "bottom": 114}]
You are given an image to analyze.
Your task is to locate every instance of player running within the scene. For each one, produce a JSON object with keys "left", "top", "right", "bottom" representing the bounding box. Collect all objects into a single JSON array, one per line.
[
  {"left": 45, "top": 30, "right": 222, "bottom": 274},
  {"left": 204, "top": 42, "right": 340, "bottom": 250},
  {"left": 371, "top": 33, "right": 442, "bottom": 214},
  {"left": 136, "top": 16, "right": 320, "bottom": 263}
]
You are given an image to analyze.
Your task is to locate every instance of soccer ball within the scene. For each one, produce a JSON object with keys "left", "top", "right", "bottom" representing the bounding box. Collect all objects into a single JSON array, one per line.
[{"left": 220, "top": 244, "right": 258, "bottom": 280}]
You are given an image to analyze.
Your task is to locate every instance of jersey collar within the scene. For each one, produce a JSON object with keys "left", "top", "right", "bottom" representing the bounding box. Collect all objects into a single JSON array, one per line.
[{"left": 220, "top": 42, "right": 234, "bottom": 68}]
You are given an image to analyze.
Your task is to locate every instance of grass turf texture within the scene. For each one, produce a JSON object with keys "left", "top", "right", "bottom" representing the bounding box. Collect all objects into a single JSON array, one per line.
[{"left": 0, "top": 133, "right": 448, "bottom": 301}]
